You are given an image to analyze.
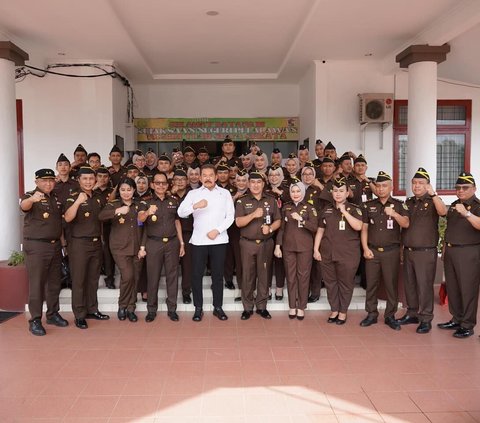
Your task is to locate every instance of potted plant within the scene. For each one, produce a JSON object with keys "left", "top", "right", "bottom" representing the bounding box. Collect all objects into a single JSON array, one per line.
[{"left": 0, "top": 250, "right": 29, "bottom": 312}]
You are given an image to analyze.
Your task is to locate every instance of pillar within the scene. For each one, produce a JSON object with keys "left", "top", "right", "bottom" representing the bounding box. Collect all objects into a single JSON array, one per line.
[
  {"left": 396, "top": 44, "right": 450, "bottom": 195},
  {"left": 0, "top": 42, "right": 29, "bottom": 260}
]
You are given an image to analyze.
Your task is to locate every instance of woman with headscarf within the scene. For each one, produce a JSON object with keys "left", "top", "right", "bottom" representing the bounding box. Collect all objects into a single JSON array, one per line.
[
  {"left": 313, "top": 177, "right": 363, "bottom": 324},
  {"left": 274, "top": 180, "right": 318, "bottom": 319},
  {"left": 253, "top": 151, "right": 269, "bottom": 175},
  {"left": 99, "top": 177, "right": 143, "bottom": 322}
]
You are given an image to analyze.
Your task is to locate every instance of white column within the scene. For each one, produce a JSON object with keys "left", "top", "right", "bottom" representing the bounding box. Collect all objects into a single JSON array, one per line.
[
  {"left": 407, "top": 61, "right": 438, "bottom": 195},
  {"left": 0, "top": 58, "right": 21, "bottom": 260}
]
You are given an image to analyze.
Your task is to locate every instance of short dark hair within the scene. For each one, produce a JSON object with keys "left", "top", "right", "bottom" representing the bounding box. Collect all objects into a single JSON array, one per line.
[
  {"left": 87, "top": 152, "right": 101, "bottom": 161},
  {"left": 201, "top": 164, "right": 217, "bottom": 175},
  {"left": 153, "top": 171, "right": 168, "bottom": 182}
]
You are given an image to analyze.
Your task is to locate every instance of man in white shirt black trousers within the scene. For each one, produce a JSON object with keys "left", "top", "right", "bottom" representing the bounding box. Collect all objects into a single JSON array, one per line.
[{"left": 178, "top": 164, "right": 235, "bottom": 322}]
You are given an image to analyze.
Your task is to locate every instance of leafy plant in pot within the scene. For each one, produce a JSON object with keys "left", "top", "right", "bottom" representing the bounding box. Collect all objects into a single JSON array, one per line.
[{"left": 0, "top": 250, "right": 29, "bottom": 312}]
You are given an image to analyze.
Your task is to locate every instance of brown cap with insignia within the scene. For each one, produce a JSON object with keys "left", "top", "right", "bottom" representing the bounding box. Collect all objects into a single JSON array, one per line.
[
  {"left": 456, "top": 171, "right": 475, "bottom": 186},
  {"left": 35, "top": 168, "right": 56, "bottom": 179},
  {"left": 413, "top": 167, "right": 430, "bottom": 181},
  {"left": 376, "top": 171, "right": 392, "bottom": 182},
  {"left": 56, "top": 153, "right": 70, "bottom": 164}
]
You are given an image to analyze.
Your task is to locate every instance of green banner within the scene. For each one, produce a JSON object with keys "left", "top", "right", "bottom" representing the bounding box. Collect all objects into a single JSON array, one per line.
[{"left": 134, "top": 117, "right": 299, "bottom": 142}]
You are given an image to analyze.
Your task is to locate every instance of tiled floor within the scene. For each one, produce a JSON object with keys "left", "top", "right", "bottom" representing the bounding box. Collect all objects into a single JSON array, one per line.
[{"left": 1, "top": 305, "right": 479, "bottom": 423}]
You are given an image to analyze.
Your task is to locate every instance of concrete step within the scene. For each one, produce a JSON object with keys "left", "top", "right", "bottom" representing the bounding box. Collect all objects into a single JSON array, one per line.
[{"left": 30, "top": 275, "right": 388, "bottom": 313}]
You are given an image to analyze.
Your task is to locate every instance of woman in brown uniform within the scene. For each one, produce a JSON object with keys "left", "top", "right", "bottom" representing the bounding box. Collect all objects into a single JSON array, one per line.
[
  {"left": 274, "top": 181, "right": 318, "bottom": 319},
  {"left": 99, "top": 177, "right": 143, "bottom": 322},
  {"left": 313, "top": 177, "right": 363, "bottom": 324}
]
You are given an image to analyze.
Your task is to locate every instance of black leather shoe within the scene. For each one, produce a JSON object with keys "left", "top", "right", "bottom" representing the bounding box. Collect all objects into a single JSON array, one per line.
[
  {"left": 167, "top": 311, "right": 179, "bottom": 322},
  {"left": 192, "top": 308, "right": 203, "bottom": 322},
  {"left": 213, "top": 307, "right": 228, "bottom": 321},
  {"left": 75, "top": 318, "right": 88, "bottom": 329},
  {"left": 336, "top": 317, "right": 347, "bottom": 325},
  {"left": 385, "top": 317, "right": 401, "bottom": 331},
  {"left": 296, "top": 313, "right": 305, "bottom": 321},
  {"left": 117, "top": 308, "right": 127, "bottom": 321},
  {"left": 86, "top": 312, "right": 110, "bottom": 320},
  {"left": 241, "top": 310, "right": 253, "bottom": 320},
  {"left": 288, "top": 311, "right": 297, "bottom": 319},
  {"left": 29, "top": 319, "right": 46, "bottom": 336},
  {"left": 437, "top": 320, "right": 460, "bottom": 330},
  {"left": 145, "top": 312, "right": 156, "bottom": 323},
  {"left": 234, "top": 296, "right": 242, "bottom": 302},
  {"left": 416, "top": 321, "right": 432, "bottom": 334},
  {"left": 307, "top": 295, "right": 319, "bottom": 303},
  {"left": 360, "top": 316, "right": 378, "bottom": 327},
  {"left": 396, "top": 315, "right": 419, "bottom": 325},
  {"left": 183, "top": 294, "right": 192, "bottom": 304},
  {"left": 327, "top": 314, "right": 339, "bottom": 324},
  {"left": 256, "top": 309, "right": 272, "bottom": 319},
  {"left": 275, "top": 294, "right": 283, "bottom": 301},
  {"left": 453, "top": 327, "right": 474, "bottom": 338},
  {"left": 225, "top": 281, "right": 235, "bottom": 290},
  {"left": 268, "top": 294, "right": 272, "bottom": 300},
  {"left": 46, "top": 313, "right": 68, "bottom": 327},
  {"left": 127, "top": 311, "right": 138, "bottom": 322}
]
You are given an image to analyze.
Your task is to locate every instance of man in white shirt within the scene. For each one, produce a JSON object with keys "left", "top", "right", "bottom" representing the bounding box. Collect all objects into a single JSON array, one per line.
[{"left": 178, "top": 164, "right": 235, "bottom": 322}]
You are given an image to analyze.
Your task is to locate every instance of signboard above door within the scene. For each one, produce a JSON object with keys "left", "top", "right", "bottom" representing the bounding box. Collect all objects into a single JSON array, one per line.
[{"left": 135, "top": 117, "right": 299, "bottom": 142}]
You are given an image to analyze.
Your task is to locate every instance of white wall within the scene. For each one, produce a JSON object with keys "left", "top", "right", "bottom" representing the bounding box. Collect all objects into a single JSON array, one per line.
[
  {"left": 16, "top": 67, "right": 117, "bottom": 190},
  {"left": 298, "top": 63, "right": 316, "bottom": 145},
  {"left": 133, "top": 82, "right": 299, "bottom": 118}
]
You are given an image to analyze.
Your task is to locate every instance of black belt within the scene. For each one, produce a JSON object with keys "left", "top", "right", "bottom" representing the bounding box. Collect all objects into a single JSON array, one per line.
[
  {"left": 240, "top": 236, "right": 271, "bottom": 244},
  {"left": 147, "top": 235, "right": 177, "bottom": 243},
  {"left": 71, "top": 236, "right": 101, "bottom": 242},
  {"left": 368, "top": 244, "right": 400, "bottom": 252},
  {"left": 446, "top": 242, "right": 480, "bottom": 248},
  {"left": 24, "top": 237, "right": 59, "bottom": 244},
  {"left": 404, "top": 246, "right": 437, "bottom": 252}
]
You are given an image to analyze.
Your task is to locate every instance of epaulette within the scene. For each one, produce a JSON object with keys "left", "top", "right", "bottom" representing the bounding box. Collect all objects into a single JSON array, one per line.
[{"left": 236, "top": 193, "right": 248, "bottom": 203}]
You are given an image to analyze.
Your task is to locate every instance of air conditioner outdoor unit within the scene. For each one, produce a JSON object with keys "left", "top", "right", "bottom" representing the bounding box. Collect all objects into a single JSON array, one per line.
[{"left": 359, "top": 93, "right": 394, "bottom": 124}]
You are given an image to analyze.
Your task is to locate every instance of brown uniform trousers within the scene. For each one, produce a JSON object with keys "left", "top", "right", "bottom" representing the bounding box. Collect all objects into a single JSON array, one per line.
[
  {"left": 66, "top": 191, "right": 105, "bottom": 319},
  {"left": 319, "top": 203, "right": 362, "bottom": 313},
  {"left": 225, "top": 223, "right": 243, "bottom": 289},
  {"left": 443, "top": 196, "right": 480, "bottom": 330},
  {"left": 403, "top": 249, "right": 437, "bottom": 322},
  {"left": 180, "top": 231, "right": 193, "bottom": 295},
  {"left": 278, "top": 201, "right": 318, "bottom": 310},
  {"left": 240, "top": 238, "right": 273, "bottom": 310}
]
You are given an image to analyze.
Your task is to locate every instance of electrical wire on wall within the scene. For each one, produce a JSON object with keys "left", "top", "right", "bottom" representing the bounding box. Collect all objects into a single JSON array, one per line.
[{"left": 15, "top": 63, "right": 135, "bottom": 123}]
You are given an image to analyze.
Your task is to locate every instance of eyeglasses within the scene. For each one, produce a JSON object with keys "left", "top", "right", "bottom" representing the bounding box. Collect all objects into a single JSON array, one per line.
[
  {"left": 455, "top": 185, "right": 473, "bottom": 191},
  {"left": 153, "top": 181, "right": 168, "bottom": 186}
]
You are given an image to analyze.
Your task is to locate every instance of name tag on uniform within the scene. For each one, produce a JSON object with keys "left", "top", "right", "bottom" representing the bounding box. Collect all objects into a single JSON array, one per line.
[
  {"left": 339, "top": 221, "right": 346, "bottom": 231},
  {"left": 362, "top": 194, "right": 367, "bottom": 203},
  {"left": 265, "top": 214, "right": 271, "bottom": 225},
  {"left": 387, "top": 219, "right": 394, "bottom": 229}
]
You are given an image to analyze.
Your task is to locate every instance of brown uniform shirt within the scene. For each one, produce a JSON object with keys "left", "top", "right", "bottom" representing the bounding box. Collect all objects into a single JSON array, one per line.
[
  {"left": 402, "top": 194, "right": 439, "bottom": 248},
  {"left": 98, "top": 199, "right": 142, "bottom": 255},
  {"left": 94, "top": 187, "right": 114, "bottom": 205},
  {"left": 319, "top": 202, "right": 363, "bottom": 261},
  {"left": 277, "top": 201, "right": 318, "bottom": 252},
  {"left": 349, "top": 177, "right": 374, "bottom": 206},
  {"left": 139, "top": 194, "right": 179, "bottom": 239},
  {"left": 22, "top": 189, "right": 63, "bottom": 240},
  {"left": 445, "top": 195, "right": 480, "bottom": 246},
  {"left": 65, "top": 191, "right": 105, "bottom": 238},
  {"left": 235, "top": 192, "right": 281, "bottom": 241},
  {"left": 53, "top": 178, "right": 79, "bottom": 208},
  {"left": 362, "top": 196, "right": 409, "bottom": 247},
  {"left": 305, "top": 185, "right": 322, "bottom": 210},
  {"left": 265, "top": 181, "right": 291, "bottom": 209},
  {"left": 108, "top": 165, "right": 126, "bottom": 188}
]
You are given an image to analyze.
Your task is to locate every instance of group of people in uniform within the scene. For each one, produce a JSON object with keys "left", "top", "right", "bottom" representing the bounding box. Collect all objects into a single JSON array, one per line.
[{"left": 22, "top": 137, "right": 480, "bottom": 340}]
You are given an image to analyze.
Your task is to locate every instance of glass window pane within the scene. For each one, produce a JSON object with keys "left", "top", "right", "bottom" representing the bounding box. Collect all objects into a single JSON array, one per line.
[
  {"left": 436, "top": 134, "right": 465, "bottom": 190},
  {"left": 398, "top": 135, "right": 407, "bottom": 191},
  {"left": 398, "top": 106, "right": 408, "bottom": 126},
  {"left": 437, "top": 105, "right": 466, "bottom": 125},
  {"left": 398, "top": 134, "right": 465, "bottom": 191}
]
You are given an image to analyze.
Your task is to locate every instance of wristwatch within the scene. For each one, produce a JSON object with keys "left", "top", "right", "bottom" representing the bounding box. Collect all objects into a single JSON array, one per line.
[
  {"left": 430, "top": 192, "right": 437, "bottom": 197},
  {"left": 465, "top": 211, "right": 472, "bottom": 218}
]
